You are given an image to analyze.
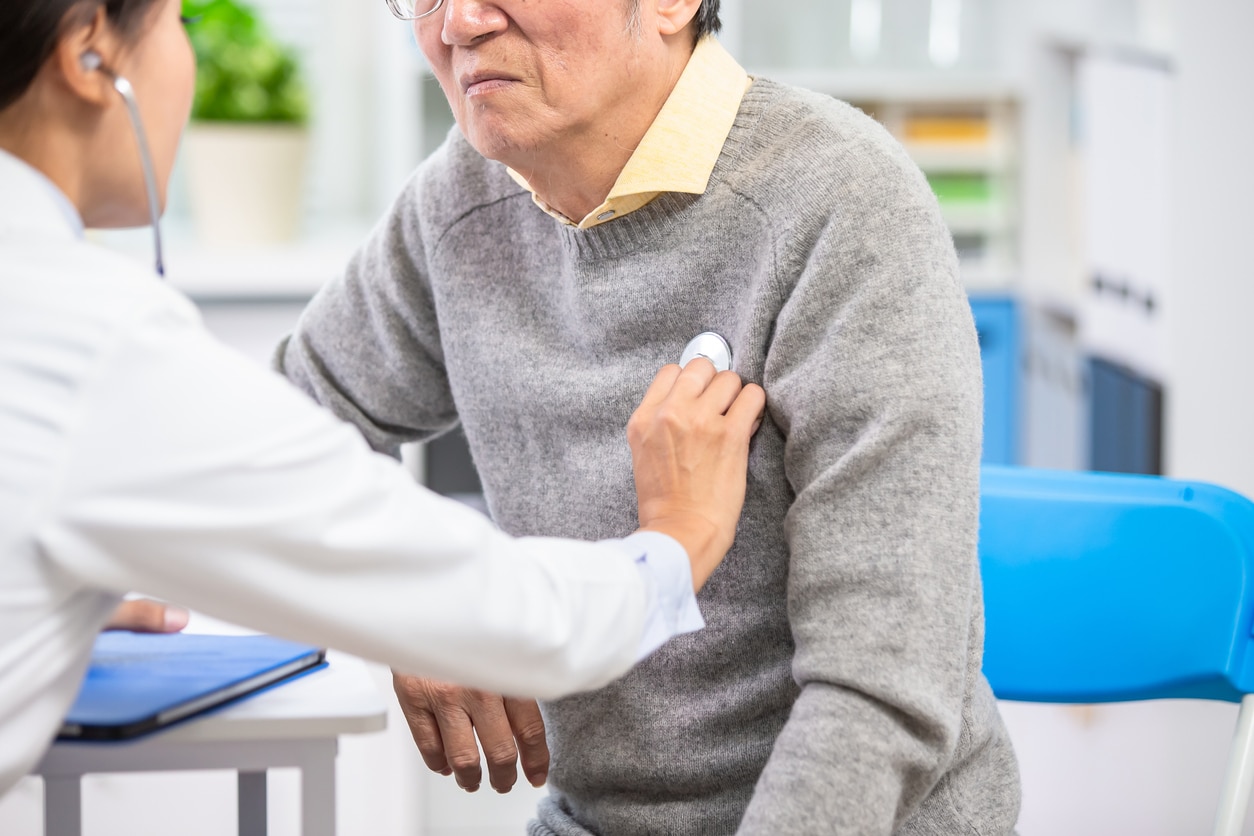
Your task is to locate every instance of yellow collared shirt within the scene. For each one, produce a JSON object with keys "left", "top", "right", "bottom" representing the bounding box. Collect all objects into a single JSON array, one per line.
[{"left": 507, "top": 37, "right": 751, "bottom": 230}]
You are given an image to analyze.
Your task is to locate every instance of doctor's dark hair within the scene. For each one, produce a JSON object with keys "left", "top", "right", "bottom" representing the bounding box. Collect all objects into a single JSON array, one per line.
[{"left": 0, "top": 0, "right": 163, "bottom": 112}]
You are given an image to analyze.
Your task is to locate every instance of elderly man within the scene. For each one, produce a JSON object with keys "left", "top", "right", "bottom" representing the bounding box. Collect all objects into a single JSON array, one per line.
[{"left": 276, "top": 0, "right": 1021, "bottom": 832}]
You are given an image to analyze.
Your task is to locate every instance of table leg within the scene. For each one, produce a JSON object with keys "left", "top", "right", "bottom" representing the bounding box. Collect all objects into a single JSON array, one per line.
[
  {"left": 239, "top": 770, "right": 268, "bottom": 836},
  {"left": 300, "top": 742, "right": 337, "bottom": 836},
  {"left": 43, "top": 776, "right": 82, "bottom": 836}
]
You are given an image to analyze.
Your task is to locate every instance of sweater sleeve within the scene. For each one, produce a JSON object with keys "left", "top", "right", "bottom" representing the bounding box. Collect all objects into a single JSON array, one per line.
[
  {"left": 275, "top": 167, "right": 457, "bottom": 458},
  {"left": 737, "top": 143, "right": 985, "bottom": 834}
]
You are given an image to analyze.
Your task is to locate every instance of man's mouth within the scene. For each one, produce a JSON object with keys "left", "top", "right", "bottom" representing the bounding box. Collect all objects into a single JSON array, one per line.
[{"left": 460, "top": 71, "right": 520, "bottom": 96}]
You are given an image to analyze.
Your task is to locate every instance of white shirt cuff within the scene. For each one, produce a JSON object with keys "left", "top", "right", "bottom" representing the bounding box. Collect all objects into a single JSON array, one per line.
[{"left": 603, "top": 531, "right": 706, "bottom": 661}]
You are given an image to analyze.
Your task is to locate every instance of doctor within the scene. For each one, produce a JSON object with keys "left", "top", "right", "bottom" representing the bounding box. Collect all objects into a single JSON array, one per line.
[{"left": 0, "top": 0, "right": 765, "bottom": 797}]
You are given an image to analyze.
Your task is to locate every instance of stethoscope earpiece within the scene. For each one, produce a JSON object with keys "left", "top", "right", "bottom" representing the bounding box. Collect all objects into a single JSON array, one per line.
[{"left": 76, "top": 51, "right": 165, "bottom": 278}]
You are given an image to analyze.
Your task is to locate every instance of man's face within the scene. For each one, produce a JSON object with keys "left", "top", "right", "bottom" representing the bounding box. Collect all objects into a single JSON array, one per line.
[{"left": 415, "top": 0, "right": 657, "bottom": 166}]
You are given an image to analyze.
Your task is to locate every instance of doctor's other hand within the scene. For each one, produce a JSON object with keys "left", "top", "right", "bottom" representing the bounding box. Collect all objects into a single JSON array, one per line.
[
  {"left": 104, "top": 598, "right": 190, "bottom": 633},
  {"left": 628, "top": 360, "right": 766, "bottom": 592},
  {"left": 393, "top": 673, "right": 547, "bottom": 794}
]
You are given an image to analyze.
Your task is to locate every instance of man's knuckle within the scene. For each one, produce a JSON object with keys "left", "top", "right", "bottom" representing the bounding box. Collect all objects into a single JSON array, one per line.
[
  {"left": 515, "top": 720, "right": 547, "bottom": 747},
  {"left": 483, "top": 741, "right": 518, "bottom": 765},
  {"left": 426, "top": 681, "right": 459, "bottom": 700},
  {"left": 403, "top": 706, "right": 435, "bottom": 729},
  {"left": 394, "top": 675, "right": 426, "bottom": 702},
  {"left": 627, "top": 412, "right": 650, "bottom": 438},
  {"left": 464, "top": 688, "right": 494, "bottom": 708},
  {"left": 412, "top": 732, "right": 443, "bottom": 753},
  {"left": 434, "top": 702, "right": 466, "bottom": 724},
  {"left": 447, "top": 751, "right": 481, "bottom": 772},
  {"left": 658, "top": 406, "right": 682, "bottom": 428}
]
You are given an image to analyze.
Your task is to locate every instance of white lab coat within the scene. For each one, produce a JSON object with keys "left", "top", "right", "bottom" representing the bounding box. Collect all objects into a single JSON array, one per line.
[{"left": 0, "top": 150, "right": 700, "bottom": 795}]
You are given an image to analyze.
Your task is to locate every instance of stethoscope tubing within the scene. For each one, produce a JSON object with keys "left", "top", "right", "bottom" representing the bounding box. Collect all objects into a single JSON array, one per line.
[{"left": 101, "top": 70, "right": 165, "bottom": 278}]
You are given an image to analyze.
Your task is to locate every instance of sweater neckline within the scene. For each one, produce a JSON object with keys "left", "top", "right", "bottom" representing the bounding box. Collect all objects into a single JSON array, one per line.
[{"left": 554, "top": 79, "right": 783, "bottom": 262}]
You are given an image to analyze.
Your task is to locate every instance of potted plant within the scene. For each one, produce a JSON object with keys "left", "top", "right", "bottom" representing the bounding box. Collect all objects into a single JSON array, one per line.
[{"left": 181, "top": 0, "right": 310, "bottom": 246}]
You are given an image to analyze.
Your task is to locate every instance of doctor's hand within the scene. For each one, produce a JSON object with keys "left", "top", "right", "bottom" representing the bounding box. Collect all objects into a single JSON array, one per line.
[
  {"left": 392, "top": 673, "right": 547, "bottom": 794},
  {"left": 104, "top": 598, "right": 190, "bottom": 633},
  {"left": 628, "top": 360, "right": 766, "bottom": 592}
]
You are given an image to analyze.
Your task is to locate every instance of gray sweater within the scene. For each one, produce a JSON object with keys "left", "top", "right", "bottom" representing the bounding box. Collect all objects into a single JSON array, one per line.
[{"left": 277, "top": 79, "right": 1020, "bottom": 835}]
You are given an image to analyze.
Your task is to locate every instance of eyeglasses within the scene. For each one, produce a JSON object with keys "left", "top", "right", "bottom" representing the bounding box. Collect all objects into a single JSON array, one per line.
[{"left": 385, "top": 0, "right": 446, "bottom": 20}]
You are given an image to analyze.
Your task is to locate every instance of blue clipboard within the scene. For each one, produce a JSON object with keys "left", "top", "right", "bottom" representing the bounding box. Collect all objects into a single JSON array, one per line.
[{"left": 59, "top": 632, "right": 327, "bottom": 741}]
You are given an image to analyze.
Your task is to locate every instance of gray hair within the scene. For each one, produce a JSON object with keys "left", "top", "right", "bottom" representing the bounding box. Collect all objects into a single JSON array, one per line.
[
  {"left": 692, "top": 0, "right": 722, "bottom": 40},
  {"left": 625, "top": 0, "right": 722, "bottom": 42}
]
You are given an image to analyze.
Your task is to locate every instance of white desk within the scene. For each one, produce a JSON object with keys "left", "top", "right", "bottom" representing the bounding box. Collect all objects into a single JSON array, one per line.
[{"left": 34, "top": 652, "right": 387, "bottom": 836}]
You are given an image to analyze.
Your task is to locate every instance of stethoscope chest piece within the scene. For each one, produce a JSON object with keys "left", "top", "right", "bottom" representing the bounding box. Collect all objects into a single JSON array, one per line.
[{"left": 679, "top": 332, "right": 733, "bottom": 373}]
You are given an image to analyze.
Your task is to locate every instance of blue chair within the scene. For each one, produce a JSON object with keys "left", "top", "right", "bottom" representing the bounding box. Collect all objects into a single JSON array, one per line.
[{"left": 980, "top": 466, "right": 1254, "bottom": 835}]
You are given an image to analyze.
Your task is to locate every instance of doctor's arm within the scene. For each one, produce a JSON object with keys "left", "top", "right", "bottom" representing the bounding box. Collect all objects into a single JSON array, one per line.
[{"left": 37, "top": 301, "right": 762, "bottom": 702}]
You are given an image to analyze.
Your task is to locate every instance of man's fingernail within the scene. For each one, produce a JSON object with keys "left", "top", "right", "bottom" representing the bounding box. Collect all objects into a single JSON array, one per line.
[
  {"left": 164, "top": 607, "right": 190, "bottom": 631},
  {"left": 751, "top": 419, "right": 762, "bottom": 434},
  {"left": 465, "top": 784, "right": 479, "bottom": 793},
  {"left": 440, "top": 768, "right": 452, "bottom": 776},
  {"left": 530, "top": 773, "right": 547, "bottom": 787}
]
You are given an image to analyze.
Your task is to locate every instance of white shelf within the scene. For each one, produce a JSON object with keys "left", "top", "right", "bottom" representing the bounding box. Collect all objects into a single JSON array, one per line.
[
  {"left": 961, "top": 262, "right": 1019, "bottom": 292},
  {"left": 942, "top": 205, "right": 1017, "bottom": 235},
  {"left": 751, "top": 68, "right": 1021, "bottom": 103},
  {"left": 164, "top": 239, "right": 360, "bottom": 301},
  {"left": 904, "top": 143, "right": 1017, "bottom": 172},
  {"left": 93, "top": 220, "right": 372, "bottom": 302}
]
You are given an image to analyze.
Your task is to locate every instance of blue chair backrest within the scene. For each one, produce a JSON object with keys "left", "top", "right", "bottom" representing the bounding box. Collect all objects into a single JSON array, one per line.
[{"left": 979, "top": 466, "right": 1254, "bottom": 704}]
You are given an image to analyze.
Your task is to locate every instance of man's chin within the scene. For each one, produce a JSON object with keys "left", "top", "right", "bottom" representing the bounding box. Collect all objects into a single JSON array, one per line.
[{"left": 460, "top": 119, "right": 545, "bottom": 168}]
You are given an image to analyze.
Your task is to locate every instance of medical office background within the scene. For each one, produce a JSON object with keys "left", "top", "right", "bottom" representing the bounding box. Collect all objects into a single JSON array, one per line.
[{"left": 2, "top": 0, "right": 1252, "bottom": 833}]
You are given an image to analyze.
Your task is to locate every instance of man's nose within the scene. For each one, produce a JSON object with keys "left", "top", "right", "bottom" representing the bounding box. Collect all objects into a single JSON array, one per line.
[{"left": 441, "top": 0, "right": 509, "bottom": 46}]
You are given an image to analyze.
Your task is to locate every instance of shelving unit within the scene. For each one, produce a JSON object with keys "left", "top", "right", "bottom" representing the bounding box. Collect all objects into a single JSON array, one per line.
[{"left": 746, "top": 70, "right": 1022, "bottom": 292}]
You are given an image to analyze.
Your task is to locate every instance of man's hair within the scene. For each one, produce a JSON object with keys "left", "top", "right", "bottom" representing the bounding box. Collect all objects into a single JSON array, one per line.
[
  {"left": 627, "top": 0, "right": 722, "bottom": 42},
  {"left": 692, "top": 0, "right": 722, "bottom": 40},
  {"left": 0, "top": 0, "right": 163, "bottom": 112}
]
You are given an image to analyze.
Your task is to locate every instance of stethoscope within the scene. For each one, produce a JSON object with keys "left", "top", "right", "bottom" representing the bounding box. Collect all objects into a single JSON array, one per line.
[
  {"left": 80, "top": 51, "right": 165, "bottom": 278},
  {"left": 680, "top": 332, "right": 733, "bottom": 372}
]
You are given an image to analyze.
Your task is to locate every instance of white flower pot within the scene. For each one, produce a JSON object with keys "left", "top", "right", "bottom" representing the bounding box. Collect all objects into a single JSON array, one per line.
[{"left": 183, "top": 123, "right": 308, "bottom": 247}]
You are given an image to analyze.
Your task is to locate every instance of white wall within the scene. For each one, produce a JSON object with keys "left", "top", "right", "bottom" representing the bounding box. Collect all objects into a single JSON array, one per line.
[
  {"left": 1003, "top": 700, "right": 1254, "bottom": 835},
  {"left": 1165, "top": 0, "right": 1254, "bottom": 497},
  {"left": 1007, "top": 3, "right": 1254, "bottom": 833}
]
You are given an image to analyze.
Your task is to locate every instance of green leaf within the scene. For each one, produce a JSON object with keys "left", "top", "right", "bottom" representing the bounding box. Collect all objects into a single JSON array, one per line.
[{"left": 183, "top": 0, "right": 309, "bottom": 124}]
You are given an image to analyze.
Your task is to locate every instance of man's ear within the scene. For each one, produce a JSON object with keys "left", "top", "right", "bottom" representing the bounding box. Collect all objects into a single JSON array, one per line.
[
  {"left": 655, "top": 0, "right": 703, "bottom": 38},
  {"left": 51, "top": 5, "right": 121, "bottom": 108}
]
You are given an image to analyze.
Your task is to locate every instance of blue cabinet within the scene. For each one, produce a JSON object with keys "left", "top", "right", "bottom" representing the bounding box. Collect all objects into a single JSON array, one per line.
[
  {"left": 969, "top": 295, "right": 1020, "bottom": 466},
  {"left": 1087, "top": 357, "right": 1163, "bottom": 475}
]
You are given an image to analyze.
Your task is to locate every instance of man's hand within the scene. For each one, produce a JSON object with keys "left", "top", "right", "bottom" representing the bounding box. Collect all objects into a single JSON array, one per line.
[
  {"left": 393, "top": 672, "right": 549, "bottom": 793},
  {"left": 628, "top": 359, "right": 766, "bottom": 591},
  {"left": 104, "top": 598, "right": 190, "bottom": 633}
]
